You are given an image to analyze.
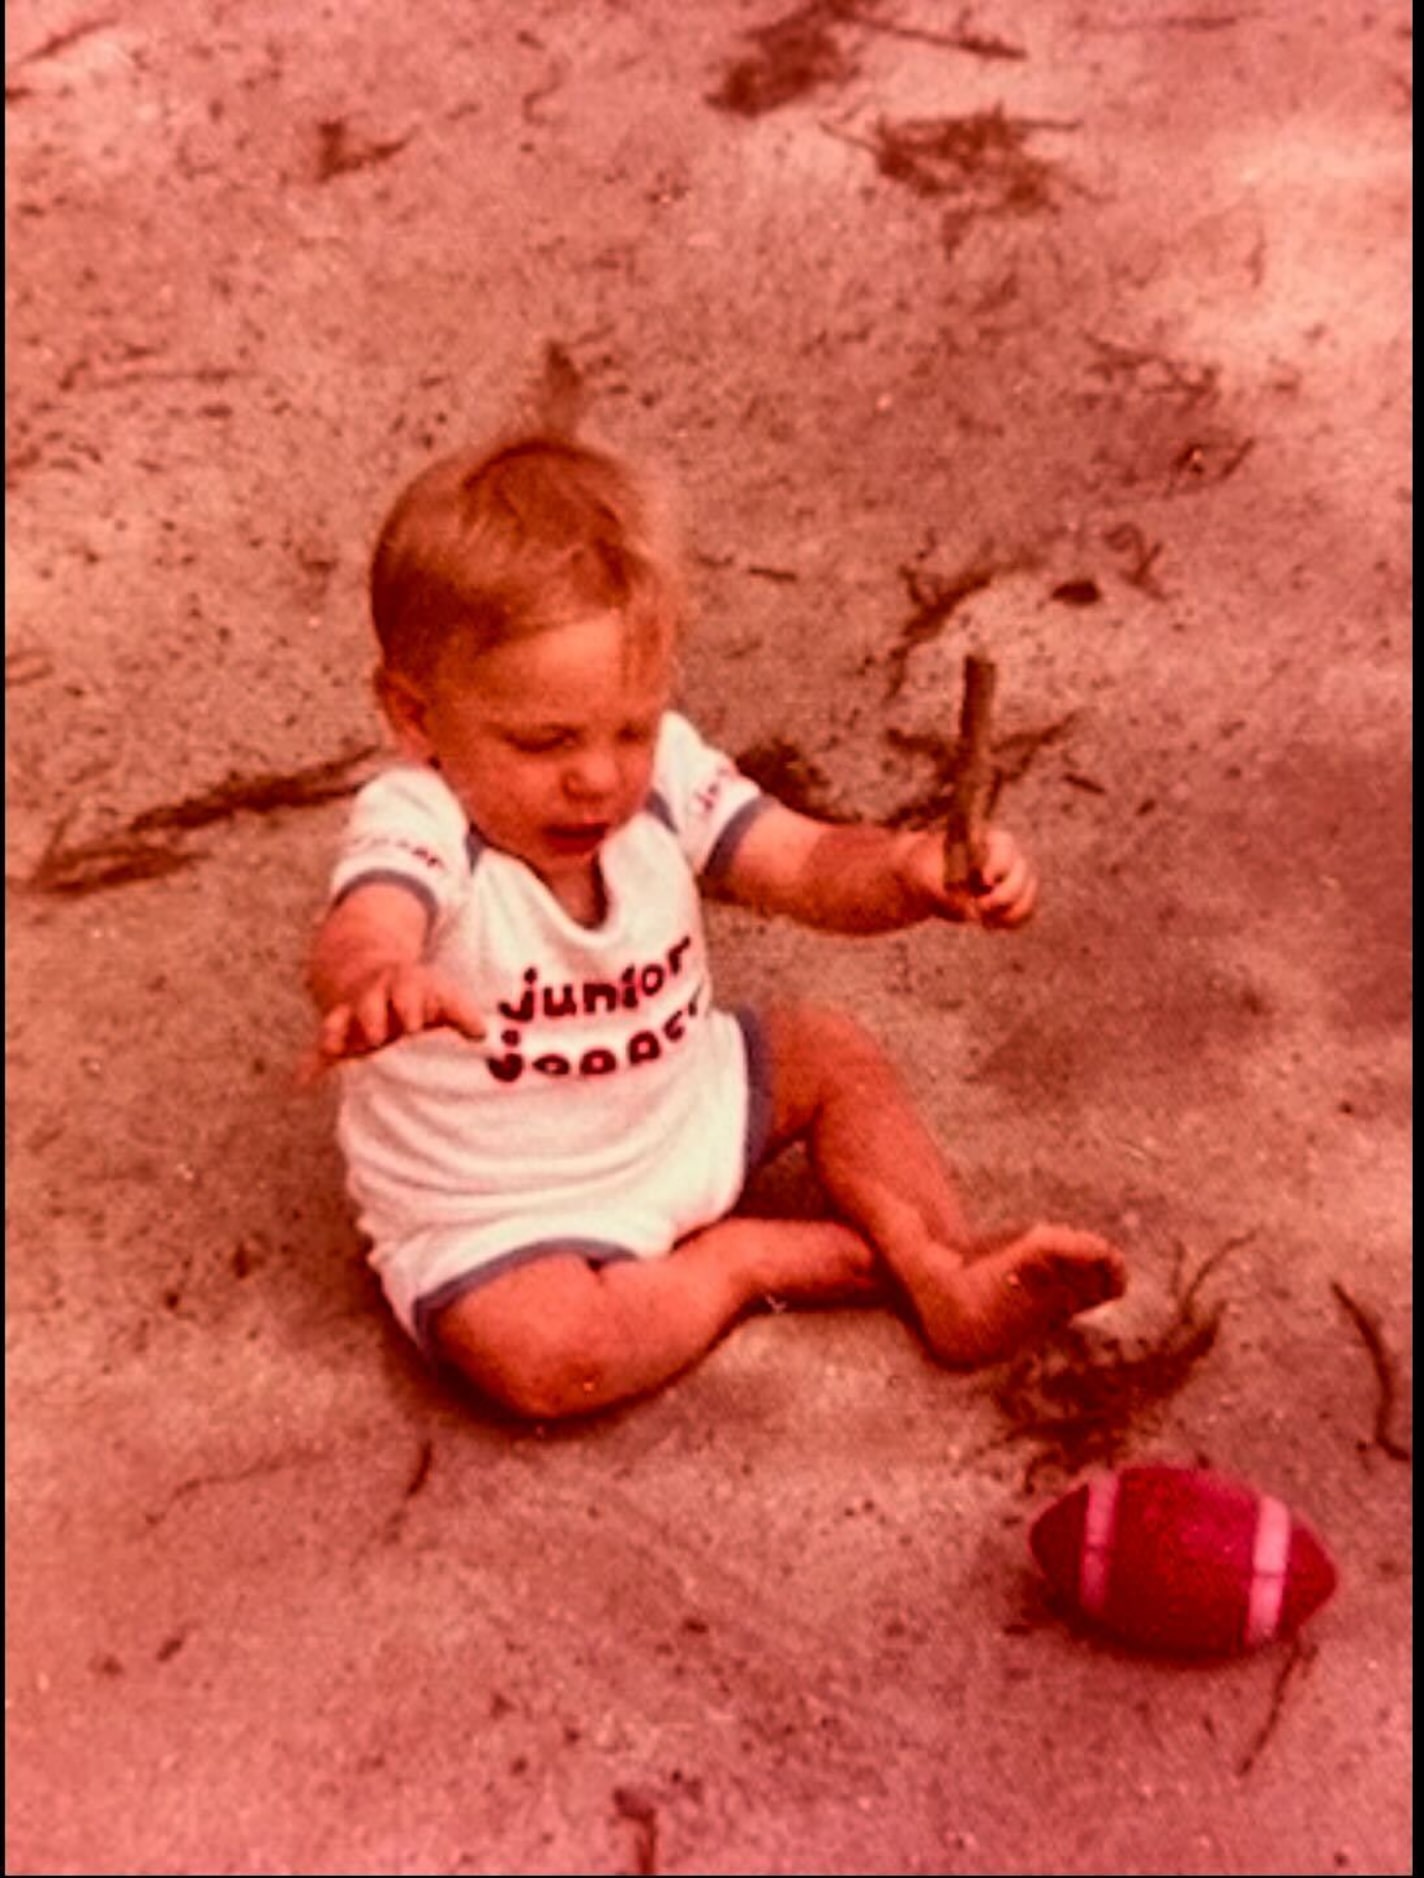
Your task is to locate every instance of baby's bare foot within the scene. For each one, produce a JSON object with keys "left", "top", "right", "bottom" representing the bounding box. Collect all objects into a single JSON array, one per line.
[{"left": 920, "top": 1223, "right": 1126, "bottom": 1368}]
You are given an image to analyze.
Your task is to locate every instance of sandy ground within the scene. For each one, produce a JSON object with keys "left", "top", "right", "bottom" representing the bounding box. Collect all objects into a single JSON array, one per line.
[{"left": 5, "top": 2, "right": 1412, "bottom": 1873}]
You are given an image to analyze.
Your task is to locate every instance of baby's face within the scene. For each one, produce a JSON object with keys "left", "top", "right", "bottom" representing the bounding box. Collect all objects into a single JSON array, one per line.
[{"left": 413, "top": 613, "right": 672, "bottom": 895}]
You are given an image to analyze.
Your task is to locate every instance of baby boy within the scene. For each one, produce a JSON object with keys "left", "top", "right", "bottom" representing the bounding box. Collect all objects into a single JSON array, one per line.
[{"left": 308, "top": 432, "right": 1126, "bottom": 1420}]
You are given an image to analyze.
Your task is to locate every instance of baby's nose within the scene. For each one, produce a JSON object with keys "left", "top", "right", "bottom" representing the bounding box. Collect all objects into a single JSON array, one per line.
[{"left": 565, "top": 745, "right": 619, "bottom": 799}]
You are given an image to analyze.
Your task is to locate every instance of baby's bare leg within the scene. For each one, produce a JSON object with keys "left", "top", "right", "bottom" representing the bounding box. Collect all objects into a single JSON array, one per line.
[
  {"left": 431, "top": 1218, "right": 878, "bottom": 1421},
  {"left": 762, "top": 1004, "right": 1127, "bottom": 1367}
]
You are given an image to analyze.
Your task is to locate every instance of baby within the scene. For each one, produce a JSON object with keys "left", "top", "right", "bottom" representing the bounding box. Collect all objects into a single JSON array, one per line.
[{"left": 308, "top": 431, "right": 1126, "bottom": 1419}]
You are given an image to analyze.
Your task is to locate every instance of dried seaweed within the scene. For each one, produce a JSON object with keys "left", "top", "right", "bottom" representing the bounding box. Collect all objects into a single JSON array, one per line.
[
  {"left": 733, "top": 736, "right": 856, "bottom": 822},
  {"left": 884, "top": 561, "right": 995, "bottom": 699},
  {"left": 881, "top": 714, "right": 1076, "bottom": 829},
  {"left": 988, "top": 1236, "right": 1244, "bottom": 1490},
  {"left": 708, "top": 0, "right": 1026, "bottom": 115},
  {"left": 1085, "top": 334, "right": 1220, "bottom": 407},
  {"left": 19, "top": 743, "right": 379, "bottom": 898},
  {"left": 128, "top": 745, "right": 380, "bottom": 834},
  {"left": 707, "top": 1, "right": 855, "bottom": 116},
  {"left": 828, "top": 105, "right": 1073, "bottom": 223},
  {"left": 26, "top": 830, "right": 201, "bottom": 897}
]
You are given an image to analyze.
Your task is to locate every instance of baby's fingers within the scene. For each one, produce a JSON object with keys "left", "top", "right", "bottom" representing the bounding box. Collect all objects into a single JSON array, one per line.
[
  {"left": 297, "top": 1002, "right": 364, "bottom": 1086},
  {"left": 352, "top": 978, "right": 400, "bottom": 1051},
  {"left": 389, "top": 972, "right": 433, "bottom": 1039},
  {"left": 430, "top": 982, "right": 487, "bottom": 1041},
  {"left": 980, "top": 872, "right": 1038, "bottom": 927},
  {"left": 973, "top": 830, "right": 1038, "bottom": 926},
  {"left": 318, "top": 1001, "right": 360, "bottom": 1061}
]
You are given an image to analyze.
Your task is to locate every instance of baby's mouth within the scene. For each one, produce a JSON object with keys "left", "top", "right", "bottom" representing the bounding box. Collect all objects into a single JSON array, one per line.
[{"left": 545, "top": 822, "right": 609, "bottom": 855}]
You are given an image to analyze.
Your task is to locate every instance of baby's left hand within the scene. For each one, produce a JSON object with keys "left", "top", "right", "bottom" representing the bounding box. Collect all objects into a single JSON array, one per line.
[{"left": 907, "top": 825, "right": 1039, "bottom": 929}]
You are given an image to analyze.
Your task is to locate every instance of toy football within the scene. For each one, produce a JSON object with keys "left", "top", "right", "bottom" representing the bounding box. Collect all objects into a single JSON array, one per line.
[{"left": 1029, "top": 1463, "right": 1338, "bottom": 1657}]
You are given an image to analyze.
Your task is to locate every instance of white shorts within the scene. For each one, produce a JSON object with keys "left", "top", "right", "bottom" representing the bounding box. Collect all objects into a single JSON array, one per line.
[{"left": 368, "top": 1007, "right": 774, "bottom": 1355}]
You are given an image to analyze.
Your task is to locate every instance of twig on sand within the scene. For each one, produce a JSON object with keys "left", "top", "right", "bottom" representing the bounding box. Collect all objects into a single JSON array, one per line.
[
  {"left": 613, "top": 1786, "right": 660, "bottom": 1876},
  {"left": 838, "top": 6, "right": 1027, "bottom": 58},
  {"left": 7, "top": 13, "right": 118, "bottom": 74},
  {"left": 314, "top": 118, "right": 413, "bottom": 182},
  {"left": 1330, "top": 1280, "right": 1412, "bottom": 1462},
  {"left": 1236, "top": 1634, "right": 1316, "bottom": 1777}
]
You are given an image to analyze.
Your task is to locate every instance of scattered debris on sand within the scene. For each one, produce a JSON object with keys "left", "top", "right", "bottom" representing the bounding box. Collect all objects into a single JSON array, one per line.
[
  {"left": 987, "top": 1235, "right": 1246, "bottom": 1490},
  {"left": 733, "top": 735, "right": 855, "bottom": 822},
  {"left": 19, "top": 743, "right": 379, "bottom": 897}
]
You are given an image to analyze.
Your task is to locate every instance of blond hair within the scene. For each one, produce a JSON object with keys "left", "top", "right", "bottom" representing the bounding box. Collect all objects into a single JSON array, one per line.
[{"left": 369, "top": 433, "right": 683, "bottom": 685}]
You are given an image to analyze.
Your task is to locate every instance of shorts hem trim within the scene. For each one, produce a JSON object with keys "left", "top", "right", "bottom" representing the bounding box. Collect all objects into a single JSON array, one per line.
[{"left": 411, "top": 1237, "right": 636, "bottom": 1357}]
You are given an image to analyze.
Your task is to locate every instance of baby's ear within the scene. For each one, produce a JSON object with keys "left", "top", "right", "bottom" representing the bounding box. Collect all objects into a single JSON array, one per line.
[{"left": 373, "top": 663, "right": 434, "bottom": 760}]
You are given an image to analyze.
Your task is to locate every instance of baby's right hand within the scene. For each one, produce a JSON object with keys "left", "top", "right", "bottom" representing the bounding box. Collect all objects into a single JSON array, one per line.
[{"left": 313, "top": 963, "right": 488, "bottom": 1072}]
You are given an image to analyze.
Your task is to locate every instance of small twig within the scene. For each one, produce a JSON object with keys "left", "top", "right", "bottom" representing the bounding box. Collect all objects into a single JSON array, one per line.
[
  {"left": 6, "top": 649, "right": 53, "bottom": 688},
  {"left": 1103, "top": 521, "right": 1166, "bottom": 598},
  {"left": 403, "top": 1436, "right": 435, "bottom": 1502},
  {"left": 315, "top": 119, "right": 413, "bottom": 182},
  {"left": 990, "top": 713, "right": 1078, "bottom": 783},
  {"left": 7, "top": 13, "right": 118, "bottom": 74},
  {"left": 1331, "top": 1281, "right": 1412, "bottom": 1462},
  {"left": 521, "top": 62, "right": 567, "bottom": 124},
  {"left": 943, "top": 651, "right": 997, "bottom": 891},
  {"left": 613, "top": 1786, "right": 660, "bottom": 1876},
  {"left": 69, "top": 365, "right": 251, "bottom": 394},
  {"left": 1236, "top": 1635, "right": 1314, "bottom": 1776},
  {"left": 1176, "top": 1230, "right": 1254, "bottom": 1318},
  {"left": 838, "top": 5, "right": 1027, "bottom": 58}
]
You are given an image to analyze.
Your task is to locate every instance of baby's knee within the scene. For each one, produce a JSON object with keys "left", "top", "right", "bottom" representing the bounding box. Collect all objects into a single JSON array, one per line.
[
  {"left": 766, "top": 1001, "right": 900, "bottom": 1117},
  {"left": 770, "top": 1000, "right": 888, "bottom": 1068},
  {"left": 432, "top": 1263, "right": 622, "bottom": 1421}
]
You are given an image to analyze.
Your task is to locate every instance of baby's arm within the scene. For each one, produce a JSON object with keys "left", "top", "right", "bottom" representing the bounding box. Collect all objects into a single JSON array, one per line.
[
  {"left": 308, "top": 882, "right": 487, "bottom": 1067},
  {"left": 713, "top": 802, "right": 1037, "bottom": 935}
]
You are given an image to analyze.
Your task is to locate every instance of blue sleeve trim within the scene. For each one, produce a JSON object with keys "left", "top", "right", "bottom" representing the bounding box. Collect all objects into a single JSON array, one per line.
[
  {"left": 703, "top": 794, "right": 774, "bottom": 886},
  {"left": 330, "top": 868, "right": 439, "bottom": 925},
  {"left": 733, "top": 1006, "right": 774, "bottom": 1175},
  {"left": 643, "top": 789, "right": 677, "bottom": 834}
]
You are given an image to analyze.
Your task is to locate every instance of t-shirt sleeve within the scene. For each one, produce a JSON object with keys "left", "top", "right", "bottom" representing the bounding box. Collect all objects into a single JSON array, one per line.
[
  {"left": 329, "top": 763, "right": 470, "bottom": 925},
  {"left": 649, "top": 711, "right": 772, "bottom": 883}
]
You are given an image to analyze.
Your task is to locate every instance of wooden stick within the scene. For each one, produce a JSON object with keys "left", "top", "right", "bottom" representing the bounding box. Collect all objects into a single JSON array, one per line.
[{"left": 943, "top": 650, "right": 998, "bottom": 891}]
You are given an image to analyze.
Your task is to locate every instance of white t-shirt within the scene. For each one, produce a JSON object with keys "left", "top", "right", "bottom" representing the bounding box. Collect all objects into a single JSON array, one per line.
[{"left": 329, "top": 711, "right": 771, "bottom": 1248}]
